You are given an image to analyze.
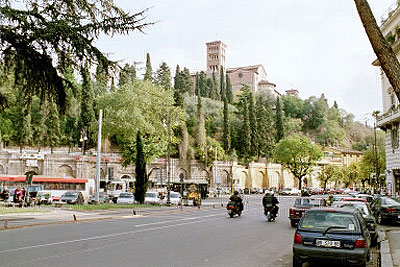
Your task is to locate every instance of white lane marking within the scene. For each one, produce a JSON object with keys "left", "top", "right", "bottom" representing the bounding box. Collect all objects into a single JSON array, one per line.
[{"left": 0, "top": 213, "right": 224, "bottom": 254}]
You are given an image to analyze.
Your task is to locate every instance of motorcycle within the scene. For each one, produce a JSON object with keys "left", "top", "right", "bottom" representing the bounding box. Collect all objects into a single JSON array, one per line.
[
  {"left": 227, "top": 200, "right": 242, "bottom": 218},
  {"left": 264, "top": 204, "right": 277, "bottom": 221}
]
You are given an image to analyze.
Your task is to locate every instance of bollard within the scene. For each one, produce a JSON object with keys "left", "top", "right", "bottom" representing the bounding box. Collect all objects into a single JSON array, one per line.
[
  {"left": 4, "top": 220, "right": 8, "bottom": 229},
  {"left": 221, "top": 203, "right": 224, "bottom": 207},
  {"left": 73, "top": 215, "right": 77, "bottom": 221},
  {"left": 180, "top": 204, "right": 183, "bottom": 211},
  {"left": 212, "top": 204, "right": 215, "bottom": 208},
  {"left": 198, "top": 204, "right": 201, "bottom": 210},
  {"left": 132, "top": 210, "right": 136, "bottom": 215}
]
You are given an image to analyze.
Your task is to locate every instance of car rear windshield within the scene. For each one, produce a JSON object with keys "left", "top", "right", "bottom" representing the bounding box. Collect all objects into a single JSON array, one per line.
[
  {"left": 64, "top": 192, "right": 77, "bottom": 197},
  {"left": 295, "top": 198, "right": 322, "bottom": 207},
  {"left": 332, "top": 202, "right": 370, "bottom": 216},
  {"left": 382, "top": 198, "right": 400, "bottom": 206},
  {"left": 145, "top": 193, "right": 157, "bottom": 198},
  {"left": 299, "top": 211, "right": 359, "bottom": 232},
  {"left": 119, "top": 193, "right": 132, "bottom": 198}
]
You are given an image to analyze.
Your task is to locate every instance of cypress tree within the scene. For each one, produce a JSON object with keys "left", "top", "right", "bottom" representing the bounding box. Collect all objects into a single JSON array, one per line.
[
  {"left": 212, "top": 71, "right": 219, "bottom": 100},
  {"left": 95, "top": 60, "right": 108, "bottom": 94},
  {"left": 196, "top": 95, "right": 206, "bottom": 147},
  {"left": 248, "top": 92, "right": 257, "bottom": 156},
  {"left": 45, "top": 101, "right": 61, "bottom": 152},
  {"left": 226, "top": 74, "right": 233, "bottom": 103},
  {"left": 144, "top": 52, "right": 153, "bottom": 82},
  {"left": 206, "top": 78, "right": 215, "bottom": 99},
  {"left": 255, "top": 95, "right": 275, "bottom": 160},
  {"left": 199, "top": 71, "right": 207, "bottom": 97},
  {"left": 220, "top": 66, "right": 225, "bottom": 101},
  {"left": 135, "top": 131, "right": 148, "bottom": 204},
  {"left": 195, "top": 72, "right": 199, "bottom": 96},
  {"left": 223, "top": 94, "right": 231, "bottom": 154},
  {"left": 182, "top": 67, "right": 194, "bottom": 95},
  {"left": 173, "top": 65, "right": 183, "bottom": 107},
  {"left": 275, "top": 97, "right": 284, "bottom": 142},
  {"left": 242, "top": 98, "right": 251, "bottom": 161}
]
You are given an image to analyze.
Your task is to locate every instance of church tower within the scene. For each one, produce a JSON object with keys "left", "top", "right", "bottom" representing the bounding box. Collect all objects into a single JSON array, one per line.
[{"left": 206, "top": 41, "right": 226, "bottom": 78}]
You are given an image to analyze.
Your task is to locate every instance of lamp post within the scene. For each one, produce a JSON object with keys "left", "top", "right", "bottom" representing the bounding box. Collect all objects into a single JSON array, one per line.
[{"left": 80, "top": 127, "right": 88, "bottom": 155}]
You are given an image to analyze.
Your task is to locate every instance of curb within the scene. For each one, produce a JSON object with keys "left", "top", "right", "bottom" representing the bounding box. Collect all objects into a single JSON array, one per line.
[{"left": 381, "top": 239, "right": 394, "bottom": 267}]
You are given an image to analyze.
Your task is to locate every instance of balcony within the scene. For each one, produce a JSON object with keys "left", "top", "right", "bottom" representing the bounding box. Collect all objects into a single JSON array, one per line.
[{"left": 377, "top": 105, "right": 400, "bottom": 129}]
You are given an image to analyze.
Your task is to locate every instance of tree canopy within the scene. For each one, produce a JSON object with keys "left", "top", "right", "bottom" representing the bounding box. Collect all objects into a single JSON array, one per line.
[{"left": 0, "top": 0, "right": 152, "bottom": 113}]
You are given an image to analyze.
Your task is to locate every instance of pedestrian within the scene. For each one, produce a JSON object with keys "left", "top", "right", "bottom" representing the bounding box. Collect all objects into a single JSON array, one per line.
[{"left": 14, "top": 185, "right": 23, "bottom": 207}]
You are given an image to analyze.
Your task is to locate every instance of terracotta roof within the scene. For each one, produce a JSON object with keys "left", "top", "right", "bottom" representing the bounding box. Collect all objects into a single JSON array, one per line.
[{"left": 227, "top": 65, "right": 263, "bottom": 73}]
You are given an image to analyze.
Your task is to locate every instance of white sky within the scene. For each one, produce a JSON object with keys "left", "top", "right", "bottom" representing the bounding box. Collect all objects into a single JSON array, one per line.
[{"left": 96, "top": 0, "right": 396, "bottom": 124}]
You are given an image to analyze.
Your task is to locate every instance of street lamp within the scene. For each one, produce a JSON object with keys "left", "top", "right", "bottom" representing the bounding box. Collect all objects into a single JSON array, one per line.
[
  {"left": 163, "top": 115, "right": 178, "bottom": 206},
  {"left": 80, "top": 127, "right": 88, "bottom": 155}
]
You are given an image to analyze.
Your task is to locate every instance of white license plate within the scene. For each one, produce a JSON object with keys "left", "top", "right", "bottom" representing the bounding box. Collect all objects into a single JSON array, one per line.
[
  {"left": 316, "top": 239, "right": 341, "bottom": 248},
  {"left": 398, "top": 215, "right": 400, "bottom": 219}
]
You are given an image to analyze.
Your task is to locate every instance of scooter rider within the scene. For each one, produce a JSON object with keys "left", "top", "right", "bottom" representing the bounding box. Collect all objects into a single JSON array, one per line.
[
  {"left": 230, "top": 191, "right": 243, "bottom": 212},
  {"left": 262, "top": 191, "right": 279, "bottom": 217}
]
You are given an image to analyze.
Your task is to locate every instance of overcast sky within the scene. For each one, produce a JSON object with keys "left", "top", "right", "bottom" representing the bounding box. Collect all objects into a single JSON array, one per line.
[{"left": 96, "top": 0, "right": 396, "bottom": 124}]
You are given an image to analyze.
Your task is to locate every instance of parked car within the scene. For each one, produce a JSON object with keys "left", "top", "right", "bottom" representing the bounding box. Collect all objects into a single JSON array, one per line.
[
  {"left": 144, "top": 191, "right": 161, "bottom": 204},
  {"left": 88, "top": 193, "right": 110, "bottom": 204},
  {"left": 60, "top": 191, "right": 84, "bottom": 205},
  {"left": 168, "top": 191, "right": 182, "bottom": 205},
  {"left": 280, "top": 188, "right": 293, "bottom": 195},
  {"left": 293, "top": 208, "right": 371, "bottom": 267},
  {"left": 36, "top": 190, "right": 53, "bottom": 205},
  {"left": 117, "top": 192, "right": 135, "bottom": 204},
  {"left": 332, "top": 201, "right": 378, "bottom": 246},
  {"left": 370, "top": 196, "right": 400, "bottom": 225},
  {"left": 289, "top": 197, "right": 325, "bottom": 227}
]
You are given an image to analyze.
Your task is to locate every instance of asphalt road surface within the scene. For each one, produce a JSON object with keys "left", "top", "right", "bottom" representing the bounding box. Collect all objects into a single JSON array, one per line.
[{"left": 0, "top": 195, "right": 380, "bottom": 267}]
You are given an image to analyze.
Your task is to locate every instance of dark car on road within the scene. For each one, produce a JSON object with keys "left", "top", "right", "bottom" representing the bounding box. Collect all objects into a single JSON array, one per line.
[
  {"left": 370, "top": 196, "right": 400, "bottom": 225},
  {"left": 60, "top": 191, "right": 84, "bottom": 205},
  {"left": 332, "top": 201, "right": 378, "bottom": 246},
  {"left": 289, "top": 197, "right": 325, "bottom": 227},
  {"left": 293, "top": 208, "right": 371, "bottom": 267}
]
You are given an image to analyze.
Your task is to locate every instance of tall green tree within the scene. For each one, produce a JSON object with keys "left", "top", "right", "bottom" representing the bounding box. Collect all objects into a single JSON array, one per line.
[
  {"left": 248, "top": 92, "right": 257, "bottom": 157},
  {"left": 223, "top": 94, "right": 231, "bottom": 154},
  {"left": 274, "top": 135, "right": 323, "bottom": 189},
  {"left": 135, "top": 131, "right": 148, "bottom": 204},
  {"left": 80, "top": 65, "right": 96, "bottom": 147},
  {"left": 318, "top": 165, "right": 340, "bottom": 191},
  {"left": 119, "top": 63, "right": 136, "bottom": 87},
  {"left": 44, "top": 101, "right": 61, "bottom": 152},
  {"left": 144, "top": 53, "right": 153, "bottom": 82},
  {"left": 196, "top": 95, "right": 207, "bottom": 147},
  {"left": 173, "top": 65, "right": 183, "bottom": 107},
  {"left": 199, "top": 72, "right": 207, "bottom": 97},
  {"left": 0, "top": 0, "right": 151, "bottom": 113},
  {"left": 182, "top": 68, "right": 194, "bottom": 96},
  {"left": 255, "top": 95, "right": 275, "bottom": 160},
  {"left": 195, "top": 73, "right": 200, "bottom": 96},
  {"left": 155, "top": 62, "right": 171, "bottom": 90},
  {"left": 275, "top": 97, "right": 284, "bottom": 142},
  {"left": 206, "top": 78, "right": 215, "bottom": 99},
  {"left": 226, "top": 74, "right": 233, "bottom": 103},
  {"left": 219, "top": 66, "right": 225, "bottom": 101}
]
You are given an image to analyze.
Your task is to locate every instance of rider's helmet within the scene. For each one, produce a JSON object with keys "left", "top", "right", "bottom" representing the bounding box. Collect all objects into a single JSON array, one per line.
[{"left": 234, "top": 191, "right": 239, "bottom": 196}]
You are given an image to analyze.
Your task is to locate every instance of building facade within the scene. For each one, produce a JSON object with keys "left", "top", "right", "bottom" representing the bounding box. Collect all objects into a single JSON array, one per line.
[{"left": 375, "top": 2, "right": 400, "bottom": 196}]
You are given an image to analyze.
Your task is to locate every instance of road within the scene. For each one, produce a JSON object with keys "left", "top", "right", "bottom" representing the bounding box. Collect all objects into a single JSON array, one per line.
[{"left": 0, "top": 195, "right": 380, "bottom": 267}]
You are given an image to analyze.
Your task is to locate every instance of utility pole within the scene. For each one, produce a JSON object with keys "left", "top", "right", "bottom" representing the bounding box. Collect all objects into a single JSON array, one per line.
[{"left": 95, "top": 109, "right": 103, "bottom": 204}]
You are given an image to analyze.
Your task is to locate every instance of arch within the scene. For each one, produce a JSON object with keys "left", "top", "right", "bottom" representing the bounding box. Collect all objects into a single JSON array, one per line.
[
  {"left": 57, "top": 165, "right": 74, "bottom": 177},
  {"left": 253, "top": 171, "right": 264, "bottom": 188},
  {"left": 148, "top": 168, "right": 164, "bottom": 185},
  {"left": 220, "top": 170, "right": 230, "bottom": 188},
  {"left": 268, "top": 171, "right": 280, "bottom": 189},
  {"left": 199, "top": 170, "right": 209, "bottom": 182},
  {"left": 243, "top": 171, "right": 251, "bottom": 189},
  {"left": 176, "top": 168, "right": 188, "bottom": 180}
]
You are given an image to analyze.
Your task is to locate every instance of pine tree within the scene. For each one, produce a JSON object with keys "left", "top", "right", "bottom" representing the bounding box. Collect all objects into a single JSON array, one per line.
[
  {"left": 155, "top": 62, "right": 171, "bottom": 90},
  {"left": 275, "top": 97, "right": 284, "bottom": 142},
  {"left": 223, "top": 94, "right": 231, "bottom": 154},
  {"left": 248, "top": 92, "right": 257, "bottom": 156},
  {"left": 135, "top": 131, "right": 148, "bottom": 204},
  {"left": 226, "top": 74, "right": 233, "bottom": 103},
  {"left": 119, "top": 63, "right": 136, "bottom": 87},
  {"left": 144, "top": 53, "right": 153, "bottom": 82},
  {"left": 220, "top": 66, "right": 225, "bottom": 101}
]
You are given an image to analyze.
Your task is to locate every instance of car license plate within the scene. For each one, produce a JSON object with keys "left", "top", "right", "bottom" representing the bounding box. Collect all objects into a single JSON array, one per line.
[
  {"left": 398, "top": 215, "right": 400, "bottom": 219},
  {"left": 316, "top": 239, "right": 341, "bottom": 248}
]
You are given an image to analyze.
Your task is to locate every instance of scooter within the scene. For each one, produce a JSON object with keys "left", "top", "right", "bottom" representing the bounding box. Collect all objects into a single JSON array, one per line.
[
  {"left": 227, "top": 201, "right": 242, "bottom": 218},
  {"left": 264, "top": 205, "right": 277, "bottom": 222}
]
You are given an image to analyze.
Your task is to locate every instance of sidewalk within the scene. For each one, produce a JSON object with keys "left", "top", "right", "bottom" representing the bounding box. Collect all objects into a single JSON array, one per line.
[{"left": 381, "top": 226, "right": 400, "bottom": 267}]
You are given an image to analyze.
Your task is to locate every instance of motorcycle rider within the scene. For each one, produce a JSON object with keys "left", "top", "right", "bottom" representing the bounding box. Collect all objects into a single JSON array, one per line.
[
  {"left": 230, "top": 191, "right": 243, "bottom": 212},
  {"left": 262, "top": 191, "right": 279, "bottom": 217}
]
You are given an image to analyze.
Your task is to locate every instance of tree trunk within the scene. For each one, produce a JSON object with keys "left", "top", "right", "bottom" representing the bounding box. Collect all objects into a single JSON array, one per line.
[{"left": 354, "top": 0, "right": 400, "bottom": 102}]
